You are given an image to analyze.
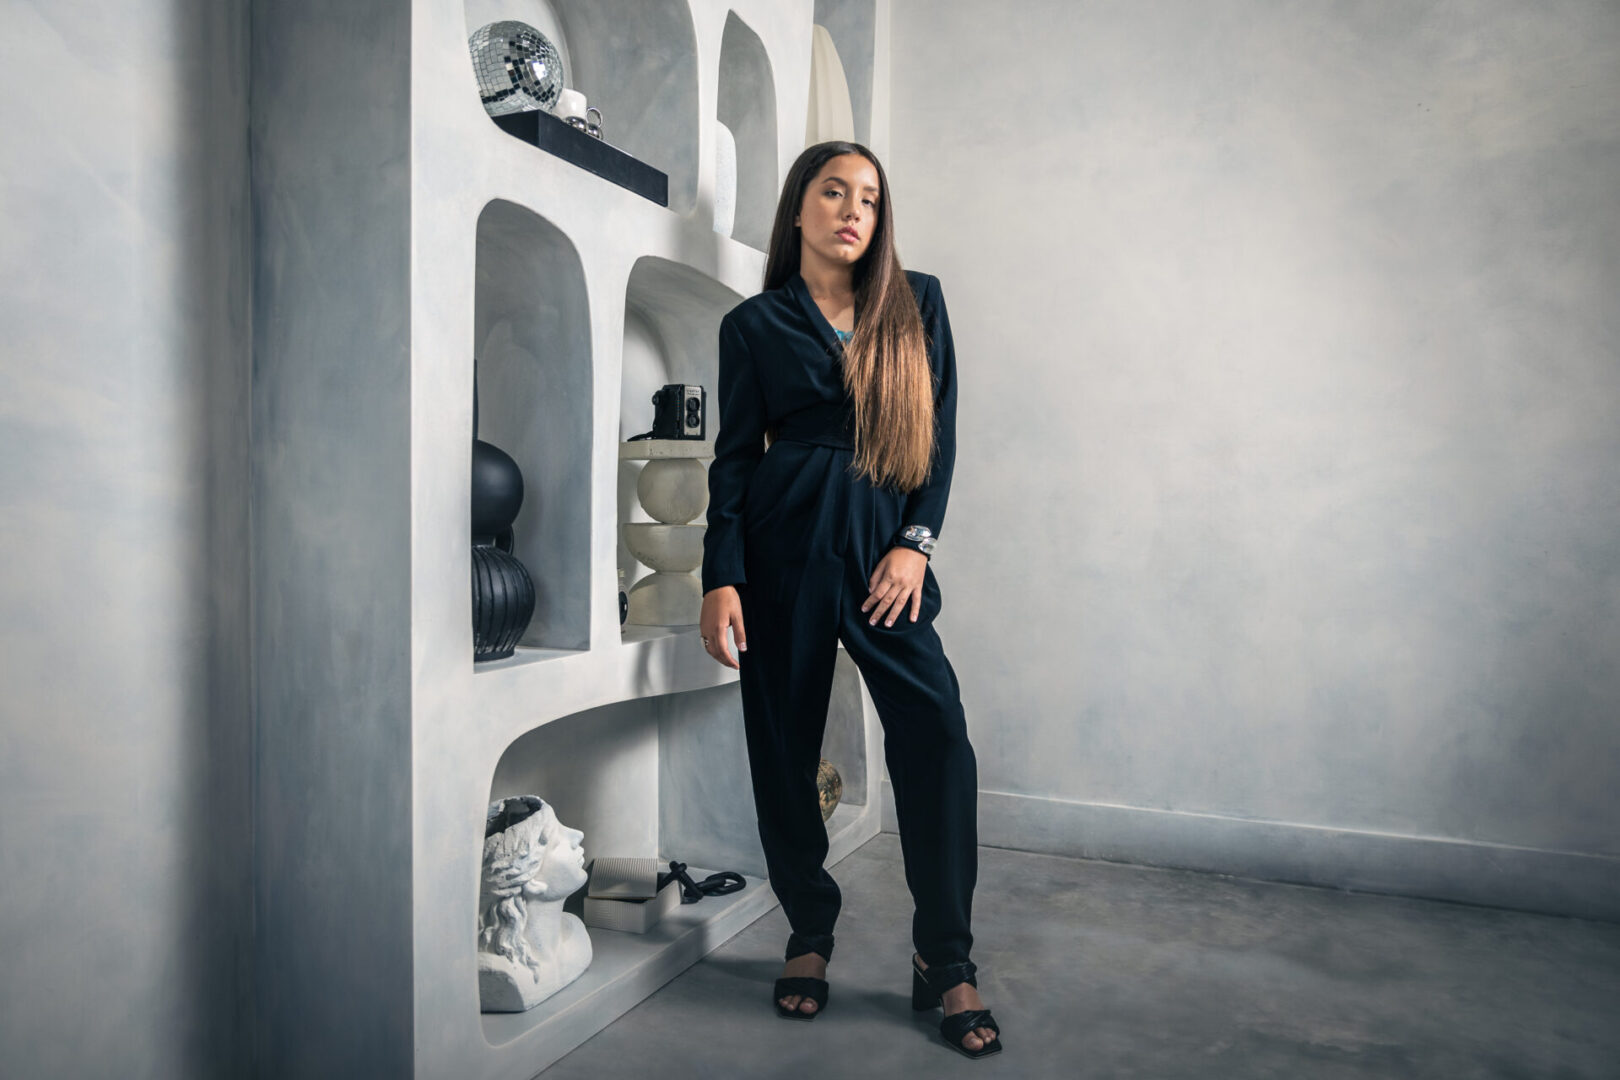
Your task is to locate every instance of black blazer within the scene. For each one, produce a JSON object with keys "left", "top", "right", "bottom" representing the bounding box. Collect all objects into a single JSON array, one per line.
[{"left": 702, "top": 268, "right": 957, "bottom": 594}]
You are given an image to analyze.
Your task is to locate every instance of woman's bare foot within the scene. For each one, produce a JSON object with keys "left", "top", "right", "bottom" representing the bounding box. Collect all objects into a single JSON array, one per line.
[
  {"left": 778, "top": 952, "right": 826, "bottom": 1015},
  {"left": 915, "top": 954, "right": 997, "bottom": 1051}
]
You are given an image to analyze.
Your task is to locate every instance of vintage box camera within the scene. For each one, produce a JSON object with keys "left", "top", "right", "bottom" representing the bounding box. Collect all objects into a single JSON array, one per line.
[{"left": 629, "top": 383, "right": 706, "bottom": 441}]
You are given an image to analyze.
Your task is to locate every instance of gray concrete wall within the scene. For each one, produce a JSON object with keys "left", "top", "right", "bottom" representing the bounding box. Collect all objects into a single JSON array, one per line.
[
  {"left": 250, "top": 0, "right": 417, "bottom": 1074},
  {"left": 885, "top": 0, "right": 1620, "bottom": 912},
  {"left": 0, "top": 1, "right": 253, "bottom": 1077}
]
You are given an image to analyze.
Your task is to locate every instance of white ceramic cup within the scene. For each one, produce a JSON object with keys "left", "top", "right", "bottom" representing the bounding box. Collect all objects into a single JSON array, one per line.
[{"left": 554, "top": 87, "right": 587, "bottom": 120}]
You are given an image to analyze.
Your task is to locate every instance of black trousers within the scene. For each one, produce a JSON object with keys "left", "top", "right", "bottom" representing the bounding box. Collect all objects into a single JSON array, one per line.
[{"left": 736, "top": 436, "right": 979, "bottom": 968}]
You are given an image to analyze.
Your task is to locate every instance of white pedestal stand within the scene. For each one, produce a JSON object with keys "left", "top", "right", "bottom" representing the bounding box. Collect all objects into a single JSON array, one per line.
[{"left": 620, "top": 439, "right": 715, "bottom": 626}]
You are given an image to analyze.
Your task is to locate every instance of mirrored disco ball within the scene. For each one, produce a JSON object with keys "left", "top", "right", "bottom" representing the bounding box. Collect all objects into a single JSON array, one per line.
[{"left": 469, "top": 21, "right": 564, "bottom": 117}]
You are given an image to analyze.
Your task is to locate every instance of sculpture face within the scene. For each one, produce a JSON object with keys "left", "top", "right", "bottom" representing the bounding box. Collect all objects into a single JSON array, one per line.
[
  {"left": 527, "top": 799, "right": 588, "bottom": 901},
  {"left": 482, "top": 796, "right": 588, "bottom": 906},
  {"left": 477, "top": 795, "right": 595, "bottom": 1012}
]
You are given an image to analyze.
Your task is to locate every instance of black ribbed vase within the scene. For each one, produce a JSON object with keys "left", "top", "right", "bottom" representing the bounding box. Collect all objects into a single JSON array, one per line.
[
  {"left": 472, "top": 543, "right": 535, "bottom": 661},
  {"left": 471, "top": 357, "right": 536, "bottom": 662}
]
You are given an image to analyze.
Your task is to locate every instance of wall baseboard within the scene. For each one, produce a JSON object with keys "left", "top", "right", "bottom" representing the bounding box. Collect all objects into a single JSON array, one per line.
[{"left": 879, "top": 781, "right": 1620, "bottom": 923}]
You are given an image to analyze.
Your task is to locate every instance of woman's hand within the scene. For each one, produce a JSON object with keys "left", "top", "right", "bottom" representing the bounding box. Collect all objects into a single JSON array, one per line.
[
  {"left": 862, "top": 548, "right": 928, "bottom": 627},
  {"left": 700, "top": 585, "right": 747, "bottom": 669}
]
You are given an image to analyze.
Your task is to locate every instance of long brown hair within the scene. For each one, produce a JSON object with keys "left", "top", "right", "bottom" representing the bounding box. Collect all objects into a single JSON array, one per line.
[{"left": 762, "top": 141, "right": 935, "bottom": 494}]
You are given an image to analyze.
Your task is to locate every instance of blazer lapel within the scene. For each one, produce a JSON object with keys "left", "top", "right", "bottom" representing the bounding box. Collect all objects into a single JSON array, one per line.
[{"left": 789, "top": 271, "right": 844, "bottom": 357}]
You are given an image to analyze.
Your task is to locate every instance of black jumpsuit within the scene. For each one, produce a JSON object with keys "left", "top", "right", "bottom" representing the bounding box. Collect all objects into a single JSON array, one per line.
[{"left": 701, "top": 268, "right": 979, "bottom": 970}]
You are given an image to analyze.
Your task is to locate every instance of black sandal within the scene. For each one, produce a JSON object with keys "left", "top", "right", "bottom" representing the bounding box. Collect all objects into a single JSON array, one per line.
[
  {"left": 774, "top": 931, "right": 834, "bottom": 1021},
  {"left": 911, "top": 954, "right": 1003, "bottom": 1059}
]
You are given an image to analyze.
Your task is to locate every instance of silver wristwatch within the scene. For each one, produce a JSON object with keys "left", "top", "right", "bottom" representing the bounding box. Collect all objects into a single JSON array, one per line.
[{"left": 899, "top": 523, "right": 936, "bottom": 555}]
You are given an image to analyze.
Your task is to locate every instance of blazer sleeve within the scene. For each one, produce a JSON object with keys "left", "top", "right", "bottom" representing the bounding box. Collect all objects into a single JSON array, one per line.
[
  {"left": 894, "top": 275, "right": 958, "bottom": 556},
  {"left": 701, "top": 312, "right": 767, "bottom": 593}
]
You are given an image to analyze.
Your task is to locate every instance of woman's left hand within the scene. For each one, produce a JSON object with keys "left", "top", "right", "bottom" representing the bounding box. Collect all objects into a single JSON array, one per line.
[{"left": 862, "top": 547, "right": 929, "bottom": 627}]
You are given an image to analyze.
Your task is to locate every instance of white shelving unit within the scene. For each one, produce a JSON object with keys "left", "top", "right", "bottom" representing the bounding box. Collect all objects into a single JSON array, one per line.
[{"left": 252, "top": 1, "right": 887, "bottom": 1076}]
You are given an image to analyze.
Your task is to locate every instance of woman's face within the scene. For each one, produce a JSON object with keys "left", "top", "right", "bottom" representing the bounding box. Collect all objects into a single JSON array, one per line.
[{"left": 794, "top": 152, "right": 881, "bottom": 272}]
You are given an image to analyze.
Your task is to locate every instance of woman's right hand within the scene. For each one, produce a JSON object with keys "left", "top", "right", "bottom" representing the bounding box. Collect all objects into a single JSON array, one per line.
[{"left": 700, "top": 586, "right": 748, "bottom": 669}]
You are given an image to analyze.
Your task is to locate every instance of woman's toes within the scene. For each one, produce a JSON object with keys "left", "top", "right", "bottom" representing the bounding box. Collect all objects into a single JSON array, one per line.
[
  {"left": 800, "top": 998, "right": 817, "bottom": 1012},
  {"left": 962, "top": 1032, "right": 983, "bottom": 1050}
]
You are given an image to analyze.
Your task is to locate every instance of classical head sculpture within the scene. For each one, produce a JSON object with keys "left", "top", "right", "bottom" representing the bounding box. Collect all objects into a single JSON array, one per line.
[{"left": 478, "top": 795, "right": 592, "bottom": 1012}]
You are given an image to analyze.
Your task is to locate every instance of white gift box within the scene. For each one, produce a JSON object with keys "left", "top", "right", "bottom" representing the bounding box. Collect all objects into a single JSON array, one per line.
[{"left": 581, "top": 857, "right": 682, "bottom": 934}]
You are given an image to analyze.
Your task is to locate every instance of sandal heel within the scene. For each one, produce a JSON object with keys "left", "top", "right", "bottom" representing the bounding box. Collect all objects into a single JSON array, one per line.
[
  {"left": 911, "top": 955, "right": 1003, "bottom": 1059},
  {"left": 912, "top": 967, "right": 941, "bottom": 1011},
  {"left": 775, "top": 934, "right": 833, "bottom": 1021}
]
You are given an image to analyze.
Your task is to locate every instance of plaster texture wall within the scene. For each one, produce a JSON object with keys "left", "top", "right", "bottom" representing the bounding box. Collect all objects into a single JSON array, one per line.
[
  {"left": 0, "top": 1, "right": 254, "bottom": 1077},
  {"left": 885, "top": 0, "right": 1620, "bottom": 912},
  {"left": 249, "top": 0, "right": 417, "bottom": 1075}
]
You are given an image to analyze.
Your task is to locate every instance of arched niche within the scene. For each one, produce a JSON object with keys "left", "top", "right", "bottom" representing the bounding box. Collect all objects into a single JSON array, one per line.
[
  {"left": 812, "top": 0, "right": 877, "bottom": 146},
  {"left": 482, "top": 655, "right": 869, "bottom": 948},
  {"left": 473, "top": 198, "right": 593, "bottom": 655},
  {"left": 617, "top": 257, "right": 745, "bottom": 601},
  {"left": 463, "top": 0, "right": 700, "bottom": 214},
  {"left": 717, "top": 11, "right": 778, "bottom": 251}
]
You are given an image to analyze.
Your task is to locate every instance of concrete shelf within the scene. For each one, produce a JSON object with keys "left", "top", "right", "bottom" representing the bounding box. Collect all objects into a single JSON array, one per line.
[
  {"left": 471, "top": 643, "right": 581, "bottom": 676},
  {"left": 468, "top": 624, "right": 737, "bottom": 751},
  {"left": 253, "top": 2, "right": 885, "bottom": 1078}
]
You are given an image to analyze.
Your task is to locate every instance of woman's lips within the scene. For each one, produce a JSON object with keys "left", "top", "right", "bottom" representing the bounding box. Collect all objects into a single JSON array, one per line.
[{"left": 837, "top": 230, "right": 858, "bottom": 242}]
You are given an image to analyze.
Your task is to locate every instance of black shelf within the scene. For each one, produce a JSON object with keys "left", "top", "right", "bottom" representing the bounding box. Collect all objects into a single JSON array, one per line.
[{"left": 493, "top": 110, "right": 669, "bottom": 207}]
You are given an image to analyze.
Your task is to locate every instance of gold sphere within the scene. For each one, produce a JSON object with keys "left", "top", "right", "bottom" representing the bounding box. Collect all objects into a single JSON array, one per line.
[{"left": 817, "top": 759, "right": 843, "bottom": 822}]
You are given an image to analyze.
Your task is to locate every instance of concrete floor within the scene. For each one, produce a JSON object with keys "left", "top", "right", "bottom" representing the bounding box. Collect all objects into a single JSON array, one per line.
[{"left": 537, "top": 833, "right": 1620, "bottom": 1079}]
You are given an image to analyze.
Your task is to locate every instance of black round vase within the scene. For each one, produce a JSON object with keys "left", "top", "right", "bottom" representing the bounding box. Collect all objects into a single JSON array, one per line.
[
  {"left": 472, "top": 543, "right": 535, "bottom": 661},
  {"left": 471, "top": 439, "right": 524, "bottom": 542}
]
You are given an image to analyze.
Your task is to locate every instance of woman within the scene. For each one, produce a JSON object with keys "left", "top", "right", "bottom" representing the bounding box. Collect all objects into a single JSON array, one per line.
[{"left": 698, "top": 140, "right": 1002, "bottom": 1060}]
